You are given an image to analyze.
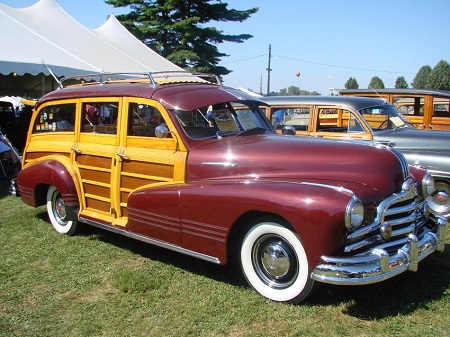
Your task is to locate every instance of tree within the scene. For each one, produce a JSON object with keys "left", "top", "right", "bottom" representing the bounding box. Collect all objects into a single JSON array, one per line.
[
  {"left": 368, "top": 76, "right": 385, "bottom": 89},
  {"left": 344, "top": 77, "right": 359, "bottom": 89},
  {"left": 105, "top": 0, "right": 258, "bottom": 77},
  {"left": 427, "top": 60, "right": 450, "bottom": 90},
  {"left": 274, "top": 86, "right": 320, "bottom": 96},
  {"left": 412, "top": 65, "right": 432, "bottom": 89},
  {"left": 395, "top": 76, "right": 408, "bottom": 89}
]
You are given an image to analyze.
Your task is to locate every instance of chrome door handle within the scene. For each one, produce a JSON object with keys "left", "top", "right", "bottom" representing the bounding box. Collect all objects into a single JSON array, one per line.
[
  {"left": 117, "top": 153, "right": 130, "bottom": 160},
  {"left": 71, "top": 147, "right": 82, "bottom": 154}
]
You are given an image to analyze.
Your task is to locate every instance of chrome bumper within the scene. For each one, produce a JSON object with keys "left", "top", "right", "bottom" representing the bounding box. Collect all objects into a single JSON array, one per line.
[
  {"left": 311, "top": 217, "right": 447, "bottom": 285},
  {"left": 9, "top": 178, "right": 18, "bottom": 196}
]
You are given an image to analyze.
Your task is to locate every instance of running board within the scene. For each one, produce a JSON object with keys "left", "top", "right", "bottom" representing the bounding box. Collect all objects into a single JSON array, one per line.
[{"left": 80, "top": 217, "right": 221, "bottom": 265}]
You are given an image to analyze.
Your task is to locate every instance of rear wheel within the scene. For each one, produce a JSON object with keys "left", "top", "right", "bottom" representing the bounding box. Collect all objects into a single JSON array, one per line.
[
  {"left": 240, "top": 220, "right": 315, "bottom": 304},
  {"left": 46, "top": 186, "right": 79, "bottom": 235}
]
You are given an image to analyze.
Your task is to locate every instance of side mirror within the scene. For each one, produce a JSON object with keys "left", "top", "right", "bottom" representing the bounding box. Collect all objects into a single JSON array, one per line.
[
  {"left": 281, "top": 125, "right": 296, "bottom": 136},
  {"left": 155, "top": 125, "right": 170, "bottom": 138}
]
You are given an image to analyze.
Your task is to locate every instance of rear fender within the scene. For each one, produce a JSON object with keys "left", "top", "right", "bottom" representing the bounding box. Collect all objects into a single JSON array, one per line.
[{"left": 17, "top": 156, "right": 81, "bottom": 219}]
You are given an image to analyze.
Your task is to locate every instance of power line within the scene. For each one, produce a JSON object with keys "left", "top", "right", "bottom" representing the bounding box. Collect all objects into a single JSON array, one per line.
[
  {"left": 221, "top": 54, "right": 267, "bottom": 64},
  {"left": 273, "top": 55, "right": 417, "bottom": 75},
  {"left": 221, "top": 53, "right": 416, "bottom": 75}
]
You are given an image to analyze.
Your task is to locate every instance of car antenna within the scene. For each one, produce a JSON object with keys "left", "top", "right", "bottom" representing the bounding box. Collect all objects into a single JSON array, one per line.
[
  {"left": 368, "top": 86, "right": 387, "bottom": 104},
  {"left": 42, "top": 61, "right": 63, "bottom": 89}
]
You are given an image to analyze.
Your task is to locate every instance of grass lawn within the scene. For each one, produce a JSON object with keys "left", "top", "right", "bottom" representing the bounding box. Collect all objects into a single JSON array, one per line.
[{"left": 0, "top": 178, "right": 449, "bottom": 337}]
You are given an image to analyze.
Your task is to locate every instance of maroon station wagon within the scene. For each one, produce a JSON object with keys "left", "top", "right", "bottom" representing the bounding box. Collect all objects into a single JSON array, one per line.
[{"left": 13, "top": 72, "right": 447, "bottom": 304}]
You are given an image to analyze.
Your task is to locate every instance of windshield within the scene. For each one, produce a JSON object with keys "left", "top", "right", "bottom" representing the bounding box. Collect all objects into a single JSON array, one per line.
[
  {"left": 171, "top": 100, "right": 273, "bottom": 139},
  {"left": 358, "top": 105, "right": 410, "bottom": 130}
]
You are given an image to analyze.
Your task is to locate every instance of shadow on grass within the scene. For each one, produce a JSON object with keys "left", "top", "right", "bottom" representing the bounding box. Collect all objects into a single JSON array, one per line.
[
  {"left": 0, "top": 177, "right": 13, "bottom": 199},
  {"left": 36, "top": 209, "right": 449, "bottom": 318},
  {"left": 36, "top": 210, "right": 248, "bottom": 289},
  {"left": 306, "top": 242, "right": 450, "bottom": 318}
]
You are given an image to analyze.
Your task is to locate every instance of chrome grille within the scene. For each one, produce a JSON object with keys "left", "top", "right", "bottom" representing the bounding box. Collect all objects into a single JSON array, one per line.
[{"left": 345, "top": 178, "right": 423, "bottom": 254}]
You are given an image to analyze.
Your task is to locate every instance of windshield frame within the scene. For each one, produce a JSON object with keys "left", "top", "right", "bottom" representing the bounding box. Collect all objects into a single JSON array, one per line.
[{"left": 170, "top": 99, "right": 274, "bottom": 140}]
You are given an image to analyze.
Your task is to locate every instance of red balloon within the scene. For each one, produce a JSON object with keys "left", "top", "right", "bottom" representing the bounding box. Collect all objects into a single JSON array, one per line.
[{"left": 295, "top": 72, "right": 300, "bottom": 77}]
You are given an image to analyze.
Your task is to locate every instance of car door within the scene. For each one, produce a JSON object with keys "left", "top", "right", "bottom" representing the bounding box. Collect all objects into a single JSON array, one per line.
[
  {"left": 113, "top": 98, "right": 187, "bottom": 245},
  {"left": 73, "top": 98, "right": 121, "bottom": 225},
  {"left": 310, "top": 106, "right": 373, "bottom": 140}
]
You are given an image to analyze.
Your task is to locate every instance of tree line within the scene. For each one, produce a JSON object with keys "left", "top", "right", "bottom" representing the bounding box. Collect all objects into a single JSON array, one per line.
[{"left": 345, "top": 60, "right": 450, "bottom": 90}]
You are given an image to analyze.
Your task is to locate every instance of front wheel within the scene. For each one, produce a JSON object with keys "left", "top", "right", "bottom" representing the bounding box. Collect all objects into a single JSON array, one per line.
[
  {"left": 240, "top": 221, "right": 315, "bottom": 304},
  {"left": 46, "top": 186, "right": 79, "bottom": 235},
  {"left": 429, "top": 181, "right": 450, "bottom": 217}
]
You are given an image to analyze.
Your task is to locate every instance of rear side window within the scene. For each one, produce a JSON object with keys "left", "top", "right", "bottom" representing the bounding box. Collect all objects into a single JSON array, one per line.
[
  {"left": 81, "top": 102, "right": 118, "bottom": 134},
  {"left": 33, "top": 103, "right": 76, "bottom": 133}
]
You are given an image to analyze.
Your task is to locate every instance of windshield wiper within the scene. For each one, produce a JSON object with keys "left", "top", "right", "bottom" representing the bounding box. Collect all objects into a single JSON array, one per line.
[
  {"left": 216, "top": 130, "right": 239, "bottom": 139},
  {"left": 236, "top": 127, "right": 266, "bottom": 137}
]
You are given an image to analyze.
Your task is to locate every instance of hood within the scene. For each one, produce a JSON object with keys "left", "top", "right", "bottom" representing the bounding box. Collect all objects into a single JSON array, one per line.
[
  {"left": 373, "top": 128, "right": 450, "bottom": 174},
  {"left": 186, "top": 134, "right": 407, "bottom": 200},
  {"left": 373, "top": 127, "right": 450, "bottom": 152}
]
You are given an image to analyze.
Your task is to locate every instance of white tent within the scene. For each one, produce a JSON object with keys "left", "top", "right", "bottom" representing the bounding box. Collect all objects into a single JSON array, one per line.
[{"left": 0, "top": 0, "right": 184, "bottom": 97}]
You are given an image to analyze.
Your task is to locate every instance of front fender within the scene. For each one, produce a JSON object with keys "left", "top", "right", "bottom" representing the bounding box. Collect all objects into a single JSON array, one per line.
[
  {"left": 17, "top": 156, "right": 81, "bottom": 217},
  {"left": 127, "top": 179, "right": 355, "bottom": 265}
]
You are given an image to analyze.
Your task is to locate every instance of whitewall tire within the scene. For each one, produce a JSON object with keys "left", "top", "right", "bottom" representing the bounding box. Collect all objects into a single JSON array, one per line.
[
  {"left": 46, "top": 186, "right": 79, "bottom": 236},
  {"left": 240, "top": 221, "right": 315, "bottom": 304}
]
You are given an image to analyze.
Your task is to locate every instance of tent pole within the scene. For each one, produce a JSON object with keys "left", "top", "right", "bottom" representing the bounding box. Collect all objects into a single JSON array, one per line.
[{"left": 42, "top": 74, "right": 45, "bottom": 97}]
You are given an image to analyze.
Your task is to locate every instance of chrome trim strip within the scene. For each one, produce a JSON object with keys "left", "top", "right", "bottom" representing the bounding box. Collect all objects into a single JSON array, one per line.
[
  {"left": 201, "top": 162, "right": 238, "bottom": 167},
  {"left": 300, "top": 182, "right": 354, "bottom": 195},
  {"left": 80, "top": 217, "right": 221, "bottom": 265}
]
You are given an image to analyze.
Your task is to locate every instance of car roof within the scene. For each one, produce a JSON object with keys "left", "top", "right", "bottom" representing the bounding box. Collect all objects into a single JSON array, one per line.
[
  {"left": 37, "top": 81, "right": 264, "bottom": 111},
  {"left": 339, "top": 88, "right": 450, "bottom": 98},
  {"left": 260, "top": 95, "right": 391, "bottom": 110}
]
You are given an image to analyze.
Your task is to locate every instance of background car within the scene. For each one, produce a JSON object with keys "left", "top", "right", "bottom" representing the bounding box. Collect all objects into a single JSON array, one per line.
[
  {"left": 339, "top": 88, "right": 450, "bottom": 130},
  {"left": 261, "top": 95, "right": 450, "bottom": 218}
]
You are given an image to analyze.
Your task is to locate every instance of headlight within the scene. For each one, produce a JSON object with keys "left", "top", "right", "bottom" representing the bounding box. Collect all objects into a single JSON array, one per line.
[
  {"left": 345, "top": 195, "right": 364, "bottom": 230},
  {"left": 421, "top": 172, "right": 434, "bottom": 197}
]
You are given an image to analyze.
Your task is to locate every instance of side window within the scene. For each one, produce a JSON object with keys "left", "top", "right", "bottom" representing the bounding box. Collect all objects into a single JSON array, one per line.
[
  {"left": 347, "top": 113, "right": 365, "bottom": 133},
  {"left": 81, "top": 102, "right": 118, "bottom": 134},
  {"left": 271, "top": 106, "right": 309, "bottom": 131},
  {"left": 285, "top": 107, "right": 309, "bottom": 129},
  {"left": 433, "top": 98, "right": 450, "bottom": 117},
  {"left": 128, "top": 103, "right": 168, "bottom": 137},
  {"left": 318, "top": 108, "right": 339, "bottom": 130},
  {"left": 33, "top": 103, "right": 75, "bottom": 133},
  {"left": 393, "top": 97, "right": 424, "bottom": 116}
]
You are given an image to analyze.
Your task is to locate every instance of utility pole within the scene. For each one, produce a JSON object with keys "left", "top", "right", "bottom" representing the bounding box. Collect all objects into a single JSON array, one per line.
[
  {"left": 266, "top": 44, "right": 272, "bottom": 96},
  {"left": 259, "top": 74, "right": 262, "bottom": 95}
]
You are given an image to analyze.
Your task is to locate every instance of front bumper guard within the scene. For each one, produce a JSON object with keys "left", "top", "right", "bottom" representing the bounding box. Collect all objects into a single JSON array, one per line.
[
  {"left": 311, "top": 217, "right": 447, "bottom": 285},
  {"left": 9, "top": 178, "right": 18, "bottom": 196}
]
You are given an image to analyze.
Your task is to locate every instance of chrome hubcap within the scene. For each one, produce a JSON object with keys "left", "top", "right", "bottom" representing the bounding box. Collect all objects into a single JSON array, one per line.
[
  {"left": 53, "top": 192, "right": 67, "bottom": 224},
  {"left": 261, "top": 244, "right": 290, "bottom": 278},
  {"left": 252, "top": 234, "right": 299, "bottom": 289},
  {"left": 430, "top": 182, "right": 450, "bottom": 214}
]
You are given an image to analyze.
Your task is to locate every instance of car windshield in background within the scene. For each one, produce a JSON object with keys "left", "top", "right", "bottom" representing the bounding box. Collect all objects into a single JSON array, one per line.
[
  {"left": 358, "top": 105, "right": 409, "bottom": 130},
  {"left": 171, "top": 100, "right": 271, "bottom": 139}
]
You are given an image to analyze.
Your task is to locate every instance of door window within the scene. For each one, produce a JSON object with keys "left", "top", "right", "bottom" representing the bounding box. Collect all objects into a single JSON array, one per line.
[{"left": 81, "top": 102, "right": 118, "bottom": 134}]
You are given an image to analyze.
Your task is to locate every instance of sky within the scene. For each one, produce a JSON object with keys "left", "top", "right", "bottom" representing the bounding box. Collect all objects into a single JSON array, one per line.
[{"left": 2, "top": 0, "right": 450, "bottom": 95}]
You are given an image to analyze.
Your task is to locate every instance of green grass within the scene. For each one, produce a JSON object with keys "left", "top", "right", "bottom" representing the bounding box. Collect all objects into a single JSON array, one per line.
[{"left": 0, "top": 178, "right": 449, "bottom": 337}]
